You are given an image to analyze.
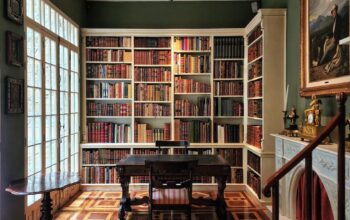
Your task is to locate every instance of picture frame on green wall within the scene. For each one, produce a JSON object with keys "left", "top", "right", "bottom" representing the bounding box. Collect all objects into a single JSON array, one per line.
[
  {"left": 6, "top": 31, "right": 24, "bottom": 67},
  {"left": 300, "top": 0, "right": 350, "bottom": 96},
  {"left": 5, "top": 0, "right": 23, "bottom": 25},
  {"left": 5, "top": 77, "right": 24, "bottom": 114}
]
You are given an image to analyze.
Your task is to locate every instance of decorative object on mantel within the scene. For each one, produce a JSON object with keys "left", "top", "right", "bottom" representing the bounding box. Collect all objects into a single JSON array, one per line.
[
  {"left": 5, "top": 0, "right": 23, "bottom": 25},
  {"left": 299, "top": 95, "right": 330, "bottom": 143},
  {"left": 5, "top": 77, "right": 24, "bottom": 114},
  {"left": 300, "top": 0, "right": 350, "bottom": 96},
  {"left": 281, "top": 106, "right": 299, "bottom": 137},
  {"left": 6, "top": 31, "right": 24, "bottom": 67}
]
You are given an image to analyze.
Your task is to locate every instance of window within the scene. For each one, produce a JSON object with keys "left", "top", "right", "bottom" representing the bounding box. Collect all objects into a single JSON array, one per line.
[{"left": 25, "top": 0, "right": 79, "bottom": 206}]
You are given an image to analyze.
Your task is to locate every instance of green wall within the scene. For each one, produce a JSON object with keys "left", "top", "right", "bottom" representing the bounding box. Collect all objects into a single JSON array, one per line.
[
  {"left": 86, "top": 2, "right": 254, "bottom": 28},
  {"left": 0, "top": 0, "right": 25, "bottom": 218}
]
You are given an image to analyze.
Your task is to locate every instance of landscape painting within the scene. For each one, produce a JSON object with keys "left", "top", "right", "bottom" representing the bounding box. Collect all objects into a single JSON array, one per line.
[{"left": 300, "top": 0, "right": 350, "bottom": 96}]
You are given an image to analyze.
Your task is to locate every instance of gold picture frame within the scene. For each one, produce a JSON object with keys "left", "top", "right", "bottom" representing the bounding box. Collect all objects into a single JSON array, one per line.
[{"left": 300, "top": 0, "right": 350, "bottom": 96}]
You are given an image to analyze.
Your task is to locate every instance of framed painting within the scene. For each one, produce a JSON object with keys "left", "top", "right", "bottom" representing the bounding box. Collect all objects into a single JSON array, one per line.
[
  {"left": 5, "top": 0, "right": 23, "bottom": 25},
  {"left": 5, "top": 77, "right": 24, "bottom": 114},
  {"left": 6, "top": 31, "right": 24, "bottom": 67},
  {"left": 300, "top": 0, "right": 350, "bottom": 96}
]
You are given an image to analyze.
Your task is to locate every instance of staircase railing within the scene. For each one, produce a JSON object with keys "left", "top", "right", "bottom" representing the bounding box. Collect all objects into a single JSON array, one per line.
[{"left": 262, "top": 93, "right": 347, "bottom": 220}]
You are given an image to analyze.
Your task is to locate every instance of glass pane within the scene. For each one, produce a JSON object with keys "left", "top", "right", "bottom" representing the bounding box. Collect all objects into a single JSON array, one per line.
[
  {"left": 34, "top": 60, "right": 41, "bottom": 88},
  {"left": 27, "top": 58, "right": 34, "bottom": 87},
  {"left": 50, "top": 9, "right": 56, "bottom": 33},
  {"left": 51, "top": 141, "right": 56, "bottom": 165},
  {"left": 34, "top": 32, "right": 41, "bottom": 60},
  {"left": 27, "top": 88, "right": 34, "bottom": 116},
  {"left": 34, "top": 117, "right": 41, "bottom": 144},
  {"left": 45, "top": 4, "right": 50, "bottom": 29},
  {"left": 34, "top": 0, "right": 40, "bottom": 22},
  {"left": 75, "top": 27, "right": 78, "bottom": 46},
  {"left": 45, "top": 116, "right": 51, "bottom": 141},
  {"left": 51, "top": 41, "right": 56, "bottom": 65},
  {"left": 45, "top": 39, "right": 51, "bottom": 65},
  {"left": 27, "top": 28, "right": 34, "bottom": 57},
  {"left": 26, "top": 0, "right": 33, "bottom": 19},
  {"left": 27, "top": 117, "right": 34, "bottom": 146},
  {"left": 63, "top": 19, "right": 68, "bottom": 40},
  {"left": 40, "top": 1, "right": 44, "bottom": 26},
  {"left": 27, "top": 146, "right": 34, "bottom": 176},
  {"left": 45, "top": 64, "right": 51, "bottom": 90},
  {"left": 51, "top": 116, "right": 56, "bottom": 139},
  {"left": 51, "top": 92, "right": 56, "bottom": 115},
  {"left": 34, "top": 144, "right": 41, "bottom": 173},
  {"left": 58, "top": 15, "right": 63, "bottom": 37},
  {"left": 45, "top": 142, "right": 51, "bottom": 167},
  {"left": 34, "top": 88, "right": 41, "bottom": 115},
  {"left": 45, "top": 91, "right": 51, "bottom": 115},
  {"left": 51, "top": 66, "right": 56, "bottom": 90}
]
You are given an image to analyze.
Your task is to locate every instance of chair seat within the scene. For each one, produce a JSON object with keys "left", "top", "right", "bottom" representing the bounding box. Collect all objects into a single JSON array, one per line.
[{"left": 152, "top": 188, "right": 189, "bottom": 205}]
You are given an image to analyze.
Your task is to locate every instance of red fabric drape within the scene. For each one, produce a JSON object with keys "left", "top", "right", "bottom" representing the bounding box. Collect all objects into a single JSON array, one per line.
[{"left": 296, "top": 171, "right": 334, "bottom": 220}]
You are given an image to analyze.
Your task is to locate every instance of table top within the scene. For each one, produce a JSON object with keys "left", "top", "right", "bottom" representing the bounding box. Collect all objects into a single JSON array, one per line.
[
  {"left": 116, "top": 154, "right": 230, "bottom": 167},
  {"left": 5, "top": 172, "right": 80, "bottom": 196}
]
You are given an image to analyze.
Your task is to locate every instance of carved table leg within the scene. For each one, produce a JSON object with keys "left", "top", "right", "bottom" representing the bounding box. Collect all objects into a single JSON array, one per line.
[
  {"left": 40, "top": 192, "right": 52, "bottom": 220},
  {"left": 216, "top": 176, "right": 227, "bottom": 219},
  {"left": 119, "top": 175, "right": 131, "bottom": 220}
]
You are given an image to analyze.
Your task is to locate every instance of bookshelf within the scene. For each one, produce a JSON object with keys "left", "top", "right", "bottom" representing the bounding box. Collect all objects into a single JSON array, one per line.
[
  {"left": 244, "top": 9, "right": 286, "bottom": 201},
  {"left": 81, "top": 20, "right": 286, "bottom": 202}
]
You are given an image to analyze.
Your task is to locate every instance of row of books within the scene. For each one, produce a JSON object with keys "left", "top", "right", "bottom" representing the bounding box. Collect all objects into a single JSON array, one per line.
[
  {"left": 86, "top": 36, "right": 131, "bottom": 48},
  {"left": 134, "top": 103, "right": 171, "bottom": 117},
  {"left": 173, "top": 148, "right": 212, "bottom": 155},
  {"left": 87, "top": 82, "right": 132, "bottom": 99},
  {"left": 134, "top": 122, "right": 171, "bottom": 143},
  {"left": 216, "top": 148, "right": 243, "bottom": 166},
  {"left": 87, "top": 102, "right": 131, "bottom": 116},
  {"left": 174, "top": 36, "right": 210, "bottom": 51},
  {"left": 86, "top": 49, "right": 132, "bottom": 62},
  {"left": 214, "top": 99, "right": 243, "bottom": 116},
  {"left": 134, "top": 37, "right": 171, "bottom": 48},
  {"left": 248, "top": 80, "right": 262, "bottom": 98},
  {"left": 134, "top": 51, "right": 171, "bottom": 65},
  {"left": 133, "top": 148, "right": 169, "bottom": 155},
  {"left": 248, "top": 24, "right": 262, "bottom": 45},
  {"left": 214, "top": 124, "right": 243, "bottom": 143},
  {"left": 248, "top": 59, "right": 262, "bottom": 80},
  {"left": 247, "top": 125, "right": 262, "bottom": 148},
  {"left": 248, "top": 100, "right": 262, "bottom": 118},
  {"left": 174, "top": 120, "right": 211, "bottom": 143},
  {"left": 82, "top": 167, "right": 119, "bottom": 184},
  {"left": 247, "top": 170, "right": 261, "bottom": 198},
  {"left": 82, "top": 149, "right": 130, "bottom": 164},
  {"left": 134, "top": 67, "right": 171, "bottom": 82},
  {"left": 214, "top": 81, "right": 243, "bottom": 96},
  {"left": 174, "top": 54, "right": 211, "bottom": 73},
  {"left": 214, "top": 37, "right": 244, "bottom": 59},
  {"left": 174, "top": 98, "right": 211, "bottom": 116},
  {"left": 86, "top": 64, "right": 132, "bottom": 79},
  {"left": 231, "top": 168, "right": 244, "bottom": 183},
  {"left": 134, "top": 84, "right": 171, "bottom": 101},
  {"left": 87, "top": 122, "right": 132, "bottom": 143},
  {"left": 214, "top": 61, "right": 243, "bottom": 79},
  {"left": 248, "top": 151, "right": 261, "bottom": 173},
  {"left": 174, "top": 77, "right": 211, "bottom": 93},
  {"left": 248, "top": 39, "right": 262, "bottom": 63}
]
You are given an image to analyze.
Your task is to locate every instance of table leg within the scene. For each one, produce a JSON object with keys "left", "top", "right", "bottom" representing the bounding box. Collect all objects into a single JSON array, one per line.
[
  {"left": 216, "top": 176, "right": 227, "bottom": 219},
  {"left": 40, "top": 192, "right": 52, "bottom": 220},
  {"left": 119, "top": 176, "right": 131, "bottom": 220}
]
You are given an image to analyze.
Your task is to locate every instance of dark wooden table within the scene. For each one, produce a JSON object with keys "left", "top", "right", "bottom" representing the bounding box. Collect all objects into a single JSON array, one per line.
[
  {"left": 116, "top": 154, "right": 231, "bottom": 220},
  {"left": 5, "top": 172, "right": 80, "bottom": 220}
]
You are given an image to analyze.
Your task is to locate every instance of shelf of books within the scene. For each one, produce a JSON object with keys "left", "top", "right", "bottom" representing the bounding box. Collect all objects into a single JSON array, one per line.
[{"left": 244, "top": 9, "right": 286, "bottom": 202}]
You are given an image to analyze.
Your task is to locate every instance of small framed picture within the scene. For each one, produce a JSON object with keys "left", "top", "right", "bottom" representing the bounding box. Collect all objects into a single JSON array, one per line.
[
  {"left": 6, "top": 77, "right": 24, "bottom": 114},
  {"left": 6, "top": 31, "right": 24, "bottom": 67},
  {"left": 5, "top": 0, "right": 23, "bottom": 25}
]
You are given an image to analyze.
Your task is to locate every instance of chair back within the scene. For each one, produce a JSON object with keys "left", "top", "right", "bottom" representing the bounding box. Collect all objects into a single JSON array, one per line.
[
  {"left": 145, "top": 160, "right": 197, "bottom": 189},
  {"left": 155, "top": 140, "right": 189, "bottom": 154}
]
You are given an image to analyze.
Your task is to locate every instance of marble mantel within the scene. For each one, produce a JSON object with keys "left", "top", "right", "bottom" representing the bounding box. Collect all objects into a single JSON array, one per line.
[{"left": 272, "top": 134, "right": 350, "bottom": 219}]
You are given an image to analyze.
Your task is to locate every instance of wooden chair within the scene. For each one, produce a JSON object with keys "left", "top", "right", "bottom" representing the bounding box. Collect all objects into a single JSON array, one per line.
[
  {"left": 145, "top": 160, "right": 197, "bottom": 220},
  {"left": 155, "top": 140, "right": 189, "bottom": 154}
]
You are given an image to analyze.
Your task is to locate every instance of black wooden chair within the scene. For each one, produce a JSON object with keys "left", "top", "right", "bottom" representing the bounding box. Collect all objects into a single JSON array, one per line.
[
  {"left": 155, "top": 140, "right": 189, "bottom": 155},
  {"left": 145, "top": 160, "right": 197, "bottom": 220}
]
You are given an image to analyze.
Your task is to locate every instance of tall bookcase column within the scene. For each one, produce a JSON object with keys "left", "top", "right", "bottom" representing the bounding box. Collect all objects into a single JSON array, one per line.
[{"left": 244, "top": 9, "right": 286, "bottom": 202}]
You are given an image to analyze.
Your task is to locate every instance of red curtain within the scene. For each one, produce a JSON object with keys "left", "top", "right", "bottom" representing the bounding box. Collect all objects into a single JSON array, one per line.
[{"left": 296, "top": 171, "right": 334, "bottom": 220}]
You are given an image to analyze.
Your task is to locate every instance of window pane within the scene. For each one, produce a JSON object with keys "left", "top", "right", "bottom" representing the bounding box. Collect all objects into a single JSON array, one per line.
[
  {"left": 34, "top": 0, "right": 40, "bottom": 23},
  {"left": 51, "top": 41, "right": 56, "bottom": 65},
  {"left": 45, "top": 116, "right": 51, "bottom": 141},
  {"left": 51, "top": 92, "right": 56, "bottom": 115},
  {"left": 58, "top": 15, "right": 63, "bottom": 37},
  {"left": 51, "top": 66, "right": 56, "bottom": 90},
  {"left": 34, "top": 60, "right": 41, "bottom": 88},
  {"left": 34, "top": 117, "right": 41, "bottom": 144},
  {"left": 51, "top": 141, "right": 57, "bottom": 165},
  {"left": 45, "top": 65, "right": 51, "bottom": 90},
  {"left": 34, "top": 32, "right": 41, "bottom": 60},
  {"left": 27, "top": 146, "right": 34, "bottom": 176},
  {"left": 45, "top": 142, "right": 51, "bottom": 167},
  {"left": 45, "top": 4, "right": 50, "bottom": 29},
  {"left": 34, "top": 144, "right": 41, "bottom": 173},
  {"left": 27, "top": 117, "right": 34, "bottom": 146},
  {"left": 27, "top": 28, "right": 34, "bottom": 57},
  {"left": 50, "top": 9, "right": 56, "bottom": 33},
  {"left": 45, "top": 91, "right": 51, "bottom": 115},
  {"left": 26, "top": 0, "right": 33, "bottom": 19},
  {"left": 27, "top": 58, "right": 34, "bottom": 87},
  {"left": 45, "top": 39, "right": 51, "bottom": 65},
  {"left": 34, "top": 89, "right": 41, "bottom": 115},
  {"left": 27, "top": 88, "right": 34, "bottom": 116},
  {"left": 51, "top": 116, "right": 56, "bottom": 139},
  {"left": 40, "top": 1, "right": 44, "bottom": 26}
]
